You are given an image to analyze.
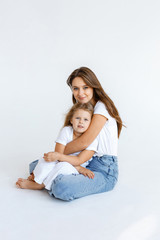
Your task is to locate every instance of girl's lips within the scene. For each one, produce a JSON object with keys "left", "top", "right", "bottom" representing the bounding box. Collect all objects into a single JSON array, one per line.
[{"left": 78, "top": 125, "right": 84, "bottom": 128}]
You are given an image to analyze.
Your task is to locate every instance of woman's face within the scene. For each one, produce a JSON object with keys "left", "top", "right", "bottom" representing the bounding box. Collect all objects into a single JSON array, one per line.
[{"left": 71, "top": 77, "right": 94, "bottom": 104}]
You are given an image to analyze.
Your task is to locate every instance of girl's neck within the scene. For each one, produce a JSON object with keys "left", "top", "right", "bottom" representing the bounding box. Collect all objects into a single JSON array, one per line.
[{"left": 73, "top": 130, "right": 82, "bottom": 139}]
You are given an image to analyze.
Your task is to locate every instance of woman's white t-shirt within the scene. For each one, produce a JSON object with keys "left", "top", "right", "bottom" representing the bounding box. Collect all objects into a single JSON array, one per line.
[{"left": 94, "top": 101, "right": 118, "bottom": 157}]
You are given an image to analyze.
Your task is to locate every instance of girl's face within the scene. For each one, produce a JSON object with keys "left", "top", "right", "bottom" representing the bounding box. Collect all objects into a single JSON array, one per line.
[
  {"left": 71, "top": 77, "right": 94, "bottom": 104},
  {"left": 71, "top": 109, "right": 92, "bottom": 134}
]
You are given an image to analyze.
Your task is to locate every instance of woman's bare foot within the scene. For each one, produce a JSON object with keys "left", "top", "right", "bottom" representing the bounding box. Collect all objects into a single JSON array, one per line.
[
  {"left": 27, "top": 173, "right": 34, "bottom": 181},
  {"left": 16, "top": 178, "right": 44, "bottom": 190}
]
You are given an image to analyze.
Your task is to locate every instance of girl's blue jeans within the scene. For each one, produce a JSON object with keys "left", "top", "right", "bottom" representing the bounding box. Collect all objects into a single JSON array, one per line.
[{"left": 29, "top": 155, "right": 118, "bottom": 201}]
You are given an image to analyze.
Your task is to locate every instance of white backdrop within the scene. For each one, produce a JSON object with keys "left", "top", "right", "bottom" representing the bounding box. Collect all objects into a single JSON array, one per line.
[{"left": 0, "top": 1, "right": 160, "bottom": 239}]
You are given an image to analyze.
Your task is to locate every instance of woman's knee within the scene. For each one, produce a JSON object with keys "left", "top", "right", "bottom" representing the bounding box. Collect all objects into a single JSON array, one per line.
[
  {"left": 105, "top": 175, "right": 118, "bottom": 192},
  {"left": 50, "top": 175, "right": 74, "bottom": 201}
]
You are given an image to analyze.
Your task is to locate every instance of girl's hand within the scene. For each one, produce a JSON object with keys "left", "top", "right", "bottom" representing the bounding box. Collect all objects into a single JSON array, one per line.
[
  {"left": 76, "top": 166, "right": 94, "bottom": 179},
  {"left": 43, "top": 152, "right": 59, "bottom": 162}
]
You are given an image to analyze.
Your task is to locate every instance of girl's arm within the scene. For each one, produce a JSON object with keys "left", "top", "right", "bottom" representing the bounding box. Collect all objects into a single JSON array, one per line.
[
  {"left": 54, "top": 143, "right": 65, "bottom": 153},
  {"left": 64, "top": 114, "right": 107, "bottom": 155},
  {"left": 44, "top": 149, "right": 95, "bottom": 166},
  {"left": 43, "top": 143, "right": 65, "bottom": 159},
  {"left": 75, "top": 166, "right": 94, "bottom": 179}
]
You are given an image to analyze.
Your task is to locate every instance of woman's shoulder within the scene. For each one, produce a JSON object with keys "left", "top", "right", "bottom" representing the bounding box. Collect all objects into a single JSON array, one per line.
[
  {"left": 94, "top": 101, "right": 105, "bottom": 108},
  {"left": 94, "top": 101, "right": 112, "bottom": 120},
  {"left": 94, "top": 101, "right": 107, "bottom": 113}
]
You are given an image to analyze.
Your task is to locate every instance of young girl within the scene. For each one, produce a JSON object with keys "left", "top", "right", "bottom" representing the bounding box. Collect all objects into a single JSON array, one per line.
[{"left": 16, "top": 102, "right": 98, "bottom": 190}]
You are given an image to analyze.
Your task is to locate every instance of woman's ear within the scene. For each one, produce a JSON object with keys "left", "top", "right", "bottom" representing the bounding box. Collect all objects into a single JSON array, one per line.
[{"left": 70, "top": 119, "right": 73, "bottom": 125}]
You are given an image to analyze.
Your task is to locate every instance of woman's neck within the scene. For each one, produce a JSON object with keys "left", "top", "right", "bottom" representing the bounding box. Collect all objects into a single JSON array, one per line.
[{"left": 90, "top": 98, "right": 96, "bottom": 107}]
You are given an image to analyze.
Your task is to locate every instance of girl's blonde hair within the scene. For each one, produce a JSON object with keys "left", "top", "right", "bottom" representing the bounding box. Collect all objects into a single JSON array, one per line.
[
  {"left": 67, "top": 66, "right": 123, "bottom": 137},
  {"left": 64, "top": 102, "right": 94, "bottom": 127}
]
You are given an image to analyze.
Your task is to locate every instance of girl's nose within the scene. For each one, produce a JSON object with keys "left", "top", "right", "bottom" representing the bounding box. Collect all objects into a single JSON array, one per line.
[{"left": 79, "top": 118, "right": 83, "bottom": 123}]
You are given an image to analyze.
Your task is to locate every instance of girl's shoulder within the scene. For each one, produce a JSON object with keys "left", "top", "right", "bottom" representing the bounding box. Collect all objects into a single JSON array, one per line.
[
  {"left": 56, "top": 126, "right": 73, "bottom": 145},
  {"left": 60, "top": 126, "right": 73, "bottom": 135}
]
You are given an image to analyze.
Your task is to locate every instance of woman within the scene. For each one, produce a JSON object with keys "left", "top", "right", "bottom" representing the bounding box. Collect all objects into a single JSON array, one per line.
[{"left": 30, "top": 66, "right": 123, "bottom": 201}]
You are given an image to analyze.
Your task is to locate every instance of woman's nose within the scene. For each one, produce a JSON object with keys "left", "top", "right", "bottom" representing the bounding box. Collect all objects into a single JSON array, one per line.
[{"left": 78, "top": 88, "right": 84, "bottom": 96}]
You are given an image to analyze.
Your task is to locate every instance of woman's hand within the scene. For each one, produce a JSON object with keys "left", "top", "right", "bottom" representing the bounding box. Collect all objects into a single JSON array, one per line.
[
  {"left": 76, "top": 166, "right": 94, "bottom": 179},
  {"left": 43, "top": 152, "right": 60, "bottom": 162}
]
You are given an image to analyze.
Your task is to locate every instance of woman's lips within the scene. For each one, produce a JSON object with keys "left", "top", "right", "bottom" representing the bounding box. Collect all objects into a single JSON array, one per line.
[{"left": 78, "top": 97, "right": 85, "bottom": 100}]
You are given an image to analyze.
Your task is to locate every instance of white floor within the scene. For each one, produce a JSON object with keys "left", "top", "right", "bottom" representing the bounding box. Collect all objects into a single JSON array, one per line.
[
  {"left": 0, "top": 1, "right": 160, "bottom": 239},
  {"left": 1, "top": 158, "right": 160, "bottom": 240}
]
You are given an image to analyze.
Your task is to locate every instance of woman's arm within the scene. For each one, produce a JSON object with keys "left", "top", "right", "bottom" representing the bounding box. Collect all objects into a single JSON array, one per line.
[
  {"left": 44, "top": 149, "right": 95, "bottom": 166},
  {"left": 64, "top": 114, "right": 107, "bottom": 155}
]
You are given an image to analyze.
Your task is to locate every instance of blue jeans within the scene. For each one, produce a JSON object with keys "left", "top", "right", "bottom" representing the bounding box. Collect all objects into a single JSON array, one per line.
[{"left": 29, "top": 155, "right": 118, "bottom": 201}]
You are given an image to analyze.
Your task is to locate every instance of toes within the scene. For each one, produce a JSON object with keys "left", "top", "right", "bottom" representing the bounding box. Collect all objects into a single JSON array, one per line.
[
  {"left": 16, "top": 178, "right": 26, "bottom": 188},
  {"left": 18, "top": 178, "right": 23, "bottom": 182},
  {"left": 19, "top": 178, "right": 26, "bottom": 182},
  {"left": 16, "top": 182, "right": 21, "bottom": 188}
]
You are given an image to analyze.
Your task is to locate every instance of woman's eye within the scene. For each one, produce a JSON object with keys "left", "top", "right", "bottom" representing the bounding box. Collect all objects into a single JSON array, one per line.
[
  {"left": 83, "top": 86, "right": 88, "bottom": 90},
  {"left": 84, "top": 119, "right": 89, "bottom": 121},
  {"left": 73, "top": 87, "right": 78, "bottom": 91},
  {"left": 76, "top": 117, "right": 80, "bottom": 119}
]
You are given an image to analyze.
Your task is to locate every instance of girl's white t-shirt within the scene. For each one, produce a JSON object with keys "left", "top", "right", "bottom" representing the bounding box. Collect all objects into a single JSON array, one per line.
[
  {"left": 56, "top": 126, "right": 98, "bottom": 167},
  {"left": 94, "top": 101, "right": 118, "bottom": 157},
  {"left": 56, "top": 126, "right": 98, "bottom": 153}
]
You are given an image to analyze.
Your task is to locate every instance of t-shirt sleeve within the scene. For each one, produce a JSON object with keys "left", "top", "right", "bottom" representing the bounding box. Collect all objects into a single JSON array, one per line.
[
  {"left": 86, "top": 136, "right": 98, "bottom": 153},
  {"left": 55, "top": 127, "right": 71, "bottom": 146},
  {"left": 94, "top": 101, "right": 111, "bottom": 120}
]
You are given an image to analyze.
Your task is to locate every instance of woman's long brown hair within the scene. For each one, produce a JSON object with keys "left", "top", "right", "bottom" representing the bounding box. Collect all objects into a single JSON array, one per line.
[{"left": 67, "top": 67, "right": 123, "bottom": 138}]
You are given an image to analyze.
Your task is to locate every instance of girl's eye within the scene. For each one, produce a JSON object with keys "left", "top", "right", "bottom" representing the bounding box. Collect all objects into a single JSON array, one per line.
[
  {"left": 84, "top": 119, "right": 89, "bottom": 121},
  {"left": 83, "top": 86, "right": 88, "bottom": 90},
  {"left": 76, "top": 117, "right": 80, "bottom": 120}
]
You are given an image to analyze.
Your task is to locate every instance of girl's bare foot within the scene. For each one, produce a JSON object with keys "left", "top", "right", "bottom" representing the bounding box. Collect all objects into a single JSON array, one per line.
[
  {"left": 27, "top": 173, "right": 34, "bottom": 181},
  {"left": 16, "top": 178, "right": 44, "bottom": 190}
]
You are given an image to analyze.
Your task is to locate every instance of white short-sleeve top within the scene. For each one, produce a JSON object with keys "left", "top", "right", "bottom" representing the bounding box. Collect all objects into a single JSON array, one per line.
[
  {"left": 56, "top": 126, "right": 98, "bottom": 154},
  {"left": 94, "top": 101, "right": 118, "bottom": 156},
  {"left": 55, "top": 126, "right": 98, "bottom": 167}
]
